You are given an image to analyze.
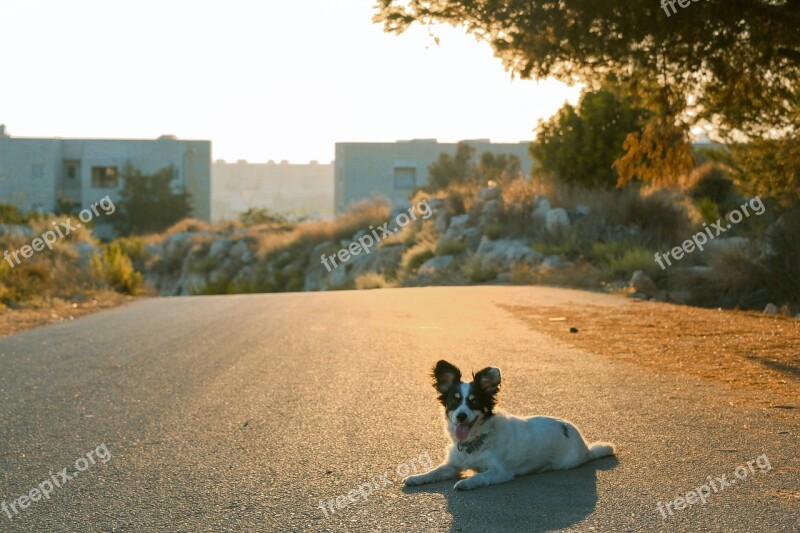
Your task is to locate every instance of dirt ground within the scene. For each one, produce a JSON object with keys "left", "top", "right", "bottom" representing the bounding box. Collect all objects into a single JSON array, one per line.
[
  {"left": 0, "top": 291, "right": 132, "bottom": 337},
  {"left": 501, "top": 299, "right": 800, "bottom": 410}
]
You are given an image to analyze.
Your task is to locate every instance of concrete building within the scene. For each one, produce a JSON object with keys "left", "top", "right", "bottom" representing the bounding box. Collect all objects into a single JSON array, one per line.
[
  {"left": 0, "top": 126, "right": 211, "bottom": 221},
  {"left": 334, "top": 139, "right": 533, "bottom": 214},
  {"left": 212, "top": 160, "right": 333, "bottom": 221}
]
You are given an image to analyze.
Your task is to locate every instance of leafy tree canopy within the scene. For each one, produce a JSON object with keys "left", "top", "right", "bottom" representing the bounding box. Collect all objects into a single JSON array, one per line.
[
  {"left": 428, "top": 142, "right": 523, "bottom": 189},
  {"left": 532, "top": 87, "right": 651, "bottom": 188},
  {"left": 114, "top": 163, "right": 192, "bottom": 235},
  {"left": 375, "top": 0, "right": 800, "bottom": 141}
]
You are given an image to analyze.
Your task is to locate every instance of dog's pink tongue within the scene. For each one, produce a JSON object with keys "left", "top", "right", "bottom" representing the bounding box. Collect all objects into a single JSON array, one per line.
[{"left": 456, "top": 423, "right": 471, "bottom": 441}]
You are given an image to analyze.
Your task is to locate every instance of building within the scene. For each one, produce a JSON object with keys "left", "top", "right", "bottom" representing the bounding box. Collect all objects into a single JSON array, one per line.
[
  {"left": 334, "top": 139, "right": 533, "bottom": 214},
  {"left": 212, "top": 159, "right": 333, "bottom": 221},
  {"left": 0, "top": 126, "right": 211, "bottom": 221}
]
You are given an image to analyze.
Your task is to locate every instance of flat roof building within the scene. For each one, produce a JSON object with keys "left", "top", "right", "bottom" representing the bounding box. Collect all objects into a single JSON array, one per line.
[
  {"left": 334, "top": 139, "right": 533, "bottom": 213},
  {"left": 0, "top": 126, "right": 211, "bottom": 221}
]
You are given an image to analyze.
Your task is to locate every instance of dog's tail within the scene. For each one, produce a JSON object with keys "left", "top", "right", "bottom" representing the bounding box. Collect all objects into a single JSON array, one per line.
[{"left": 587, "top": 441, "right": 616, "bottom": 460}]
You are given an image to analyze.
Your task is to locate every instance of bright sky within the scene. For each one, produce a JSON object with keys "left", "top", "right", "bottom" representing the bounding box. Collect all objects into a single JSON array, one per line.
[{"left": 0, "top": 0, "right": 582, "bottom": 163}]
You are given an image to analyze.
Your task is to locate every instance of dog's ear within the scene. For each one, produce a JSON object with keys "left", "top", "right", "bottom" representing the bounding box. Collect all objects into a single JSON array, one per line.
[
  {"left": 473, "top": 366, "right": 501, "bottom": 395},
  {"left": 432, "top": 360, "right": 462, "bottom": 393}
]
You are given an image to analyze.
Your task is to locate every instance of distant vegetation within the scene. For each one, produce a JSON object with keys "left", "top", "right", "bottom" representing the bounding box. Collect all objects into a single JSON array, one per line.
[
  {"left": 531, "top": 87, "right": 651, "bottom": 189},
  {"left": 113, "top": 163, "right": 192, "bottom": 236},
  {"left": 427, "top": 142, "right": 523, "bottom": 190}
]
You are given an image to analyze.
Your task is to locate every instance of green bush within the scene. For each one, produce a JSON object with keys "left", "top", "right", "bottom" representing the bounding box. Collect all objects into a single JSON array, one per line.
[
  {"left": 592, "top": 241, "right": 658, "bottom": 279},
  {"left": 0, "top": 263, "right": 54, "bottom": 304},
  {"left": 0, "top": 204, "right": 27, "bottom": 224},
  {"left": 112, "top": 236, "right": 151, "bottom": 271},
  {"left": 94, "top": 243, "right": 143, "bottom": 295},
  {"left": 463, "top": 255, "right": 498, "bottom": 283},
  {"left": 401, "top": 241, "right": 435, "bottom": 274}
]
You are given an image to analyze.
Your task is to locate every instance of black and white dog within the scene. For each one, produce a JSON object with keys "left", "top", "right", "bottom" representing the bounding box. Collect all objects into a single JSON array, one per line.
[{"left": 404, "top": 360, "right": 616, "bottom": 491}]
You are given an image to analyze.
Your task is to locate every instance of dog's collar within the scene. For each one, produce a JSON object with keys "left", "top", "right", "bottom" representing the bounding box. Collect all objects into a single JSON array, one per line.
[{"left": 457, "top": 433, "right": 487, "bottom": 454}]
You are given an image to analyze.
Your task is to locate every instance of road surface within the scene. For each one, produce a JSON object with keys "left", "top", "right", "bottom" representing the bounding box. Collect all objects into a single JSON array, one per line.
[{"left": 0, "top": 287, "right": 797, "bottom": 532}]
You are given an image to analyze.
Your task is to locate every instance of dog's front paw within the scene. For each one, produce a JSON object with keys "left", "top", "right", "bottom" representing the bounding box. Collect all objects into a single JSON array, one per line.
[
  {"left": 403, "top": 474, "right": 428, "bottom": 487},
  {"left": 453, "top": 478, "right": 478, "bottom": 491}
]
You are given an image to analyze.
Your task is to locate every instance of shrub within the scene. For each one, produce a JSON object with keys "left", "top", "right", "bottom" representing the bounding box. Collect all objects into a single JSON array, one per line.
[
  {"left": 93, "top": 243, "right": 143, "bottom": 295},
  {"left": 112, "top": 236, "right": 152, "bottom": 271},
  {"left": 509, "top": 263, "right": 538, "bottom": 285},
  {"left": 763, "top": 208, "right": 800, "bottom": 306},
  {"left": 462, "top": 255, "right": 498, "bottom": 283},
  {"left": 0, "top": 204, "right": 27, "bottom": 224},
  {"left": 435, "top": 237, "right": 467, "bottom": 256},
  {"left": 607, "top": 188, "right": 694, "bottom": 248},
  {"left": 401, "top": 242, "right": 435, "bottom": 274},
  {"left": 535, "top": 260, "right": 605, "bottom": 289},
  {"left": 355, "top": 272, "right": 391, "bottom": 289},
  {"left": 0, "top": 263, "right": 54, "bottom": 304},
  {"left": 239, "top": 208, "right": 288, "bottom": 226}
]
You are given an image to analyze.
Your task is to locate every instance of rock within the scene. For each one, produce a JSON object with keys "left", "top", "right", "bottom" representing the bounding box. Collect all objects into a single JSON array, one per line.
[
  {"left": 541, "top": 255, "right": 566, "bottom": 269},
  {"left": 476, "top": 238, "right": 542, "bottom": 270},
  {"left": 228, "top": 240, "right": 251, "bottom": 263},
  {"left": 627, "top": 292, "right": 649, "bottom": 300},
  {"left": 434, "top": 211, "right": 449, "bottom": 233},
  {"left": 705, "top": 237, "right": 749, "bottom": 256},
  {"left": 630, "top": 270, "right": 658, "bottom": 297},
  {"left": 208, "top": 239, "right": 232, "bottom": 259},
  {"left": 448, "top": 214, "right": 470, "bottom": 229},
  {"left": 419, "top": 255, "right": 454, "bottom": 275},
  {"left": 569, "top": 327, "right": 579, "bottom": 333},
  {"left": 545, "top": 208, "right": 571, "bottom": 236},
  {"left": 478, "top": 186, "right": 502, "bottom": 202},
  {"left": 162, "top": 232, "right": 193, "bottom": 265},
  {"left": 763, "top": 303, "right": 779, "bottom": 315},
  {"left": 0, "top": 224, "right": 35, "bottom": 238},
  {"left": 391, "top": 202, "right": 412, "bottom": 217},
  {"left": 531, "top": 198, "right": 551, "bottom": 222},
  {"left": 480, "top": 199, "right": 502, "bottom": 218},
  {"left": 179, "top": 273, "right": 207, "bottom": 296}
]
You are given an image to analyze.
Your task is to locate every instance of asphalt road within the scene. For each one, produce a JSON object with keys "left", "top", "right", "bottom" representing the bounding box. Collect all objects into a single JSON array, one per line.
[{"left": 0, "top": 287, "right": 797, "bottom": 532}]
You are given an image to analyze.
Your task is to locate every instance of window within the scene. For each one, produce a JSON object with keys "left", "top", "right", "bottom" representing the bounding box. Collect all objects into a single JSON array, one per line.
[
  {"left": 393, "top": 167, "right": 416, "bottom": 189},
  {"left": 63, "top": 160, "right": 80, "bottom": 181},
  {"left": 91, "top": 166, "right": 119, "bottom": 188}
]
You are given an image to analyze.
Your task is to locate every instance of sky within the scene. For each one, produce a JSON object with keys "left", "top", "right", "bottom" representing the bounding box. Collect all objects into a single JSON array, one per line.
[{"left": 0, "top": 0, "right": 582, "bottom": 163}]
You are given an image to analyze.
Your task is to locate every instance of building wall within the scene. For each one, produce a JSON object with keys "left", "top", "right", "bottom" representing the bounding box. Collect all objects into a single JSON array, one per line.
[
  {"left": 212, "top": 160, "right": 333, "bottom": 221},
  {"left": 334, "top": 139, "right": 533, "bottom": 214},
  {"left": 0, "top": 138, "right": 61, "bottom": 211},
  {"left": 0, "top": 132, "right": 211, "bottom": 221}
]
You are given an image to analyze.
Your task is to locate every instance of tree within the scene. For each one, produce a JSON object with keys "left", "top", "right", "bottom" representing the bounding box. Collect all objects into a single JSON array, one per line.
[
  {"left": 531, "top": 87, "right": 650, "bottom": 188},
  {"left": 428, "top": 141, "right": 475, "bottom": 189},
  {"left": 473, "top": 152, "right": 522, "bottom": 185},
  {"left": 375, "top": 1, "right": 800, "bottom": 142},
  {"left": 427, "top": 142, "right": 524, "bottom": 189},
  {"left": 114, "top": 164, "right": 192, "bottom": 235},
  {"left": 376, "top": 1, "right": 800, "bottom": 197}
]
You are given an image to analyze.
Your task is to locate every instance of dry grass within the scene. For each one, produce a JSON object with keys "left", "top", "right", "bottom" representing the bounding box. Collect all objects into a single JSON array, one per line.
[
  {"left": 501, "top": 300, "right": 800, "bottom": 409},
  {"left": 0, "top": 290, "right": 132, "bottom": 337},
  {"left": 355, "top": 272, "right": 393, "bottom": 290}
]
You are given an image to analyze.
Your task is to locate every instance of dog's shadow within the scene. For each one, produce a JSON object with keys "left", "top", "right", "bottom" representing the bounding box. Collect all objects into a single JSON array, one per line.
[{"left": 403, "top": 456, "right": 619, "bottom": 533}]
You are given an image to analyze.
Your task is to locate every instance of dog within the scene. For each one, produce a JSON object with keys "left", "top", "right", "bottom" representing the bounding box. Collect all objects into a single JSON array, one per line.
[{"left": 404, "top": 360, "right": 616, "bottom": 491}]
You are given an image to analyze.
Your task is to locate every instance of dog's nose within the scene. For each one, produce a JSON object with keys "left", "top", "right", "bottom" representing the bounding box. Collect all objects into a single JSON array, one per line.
[{"left": 456, "top": 413, "right": 467, "bottom": 422}]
